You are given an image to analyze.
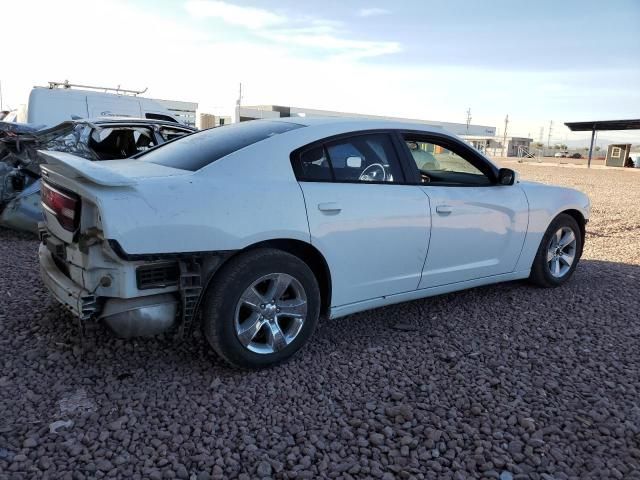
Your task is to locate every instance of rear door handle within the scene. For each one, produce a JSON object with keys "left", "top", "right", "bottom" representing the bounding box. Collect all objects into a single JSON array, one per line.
[
  {"left": 318, "top": 202, "right": 342, "bottom": 213},
  {"left": 436, "top": 205, "right": 452, "bottom": 215}
]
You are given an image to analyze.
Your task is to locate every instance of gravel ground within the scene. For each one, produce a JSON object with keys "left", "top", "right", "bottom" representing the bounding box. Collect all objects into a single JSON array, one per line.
[{"left": 1, "top": 164, "right": 639, "bottom": 480}]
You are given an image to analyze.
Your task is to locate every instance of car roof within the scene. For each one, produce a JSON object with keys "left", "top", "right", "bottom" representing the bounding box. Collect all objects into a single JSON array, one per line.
[{"left": 267, "top": 116, "right": 445, "bottom": 133}]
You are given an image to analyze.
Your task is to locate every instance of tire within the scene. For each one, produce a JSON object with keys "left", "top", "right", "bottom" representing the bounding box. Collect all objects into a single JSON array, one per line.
[
  {"left": 201, "top": 248, "right": 321, "bottom": 369},
  {"left": 529, "top": 213, "right": 583, "bottom": 288}
]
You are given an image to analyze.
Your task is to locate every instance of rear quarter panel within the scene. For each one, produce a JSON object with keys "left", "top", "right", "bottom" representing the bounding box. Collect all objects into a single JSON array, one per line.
[{"left": 97, "top": 147, "right": 311, "bottom": 255}]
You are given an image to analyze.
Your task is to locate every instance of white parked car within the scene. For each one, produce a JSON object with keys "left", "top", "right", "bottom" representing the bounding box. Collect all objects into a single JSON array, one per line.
[{"left": 38, "top": 118, "right": 590, "bottom": 368}]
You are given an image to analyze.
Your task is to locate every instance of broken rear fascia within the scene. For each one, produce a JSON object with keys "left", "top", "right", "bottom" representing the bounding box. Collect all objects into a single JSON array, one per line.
[{"left": 105, "top": 239, "right": 239, "bottom": 334}]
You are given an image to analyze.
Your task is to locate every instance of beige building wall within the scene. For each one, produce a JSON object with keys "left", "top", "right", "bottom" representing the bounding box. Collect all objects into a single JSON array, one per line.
[{"left": 198, "top": 113, "right": 232, "bottom": 129}]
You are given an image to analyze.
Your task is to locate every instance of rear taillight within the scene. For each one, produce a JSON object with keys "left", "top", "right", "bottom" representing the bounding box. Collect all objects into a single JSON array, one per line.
[{"left": 41, "top": 182, "right": 80, "bottom": 232}]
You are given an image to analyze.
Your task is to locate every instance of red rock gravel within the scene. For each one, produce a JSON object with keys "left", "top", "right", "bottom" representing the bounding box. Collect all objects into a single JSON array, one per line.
[{"left": 0, "top": 164, "right": 639, "bottom": 479}]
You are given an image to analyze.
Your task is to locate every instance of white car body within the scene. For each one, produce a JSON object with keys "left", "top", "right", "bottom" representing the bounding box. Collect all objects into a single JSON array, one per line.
[{"left": 38, "top": 117, "right": 590, "bottom": 344}]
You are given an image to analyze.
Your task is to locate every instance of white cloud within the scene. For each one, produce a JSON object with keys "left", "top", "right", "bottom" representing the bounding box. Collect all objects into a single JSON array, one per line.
[
  {"left": 259, "top": 30, "right": 401, "bottom": 59},
  {"left": 185, "top": 0, "right": 284, "bottom": 29},
  {"left": 3, "top": 0, "right": 638, "bottom": 145},
  {"left": 185, "top": 0, "right": 400, "bottom": 60},
  {"left": 358, "top": 7, "right": 391, "bottom": 17}
]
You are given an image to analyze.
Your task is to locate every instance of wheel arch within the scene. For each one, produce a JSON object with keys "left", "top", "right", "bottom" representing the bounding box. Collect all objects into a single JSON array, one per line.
[
  {"left": 560, "top": 208, "right": 586, "bottom": 239},
  {"left": 204, "top": 238, "right": 332, "bottom": 317},
  {"left": 558, "top": 208, "right": 586, "bottom": 258}
]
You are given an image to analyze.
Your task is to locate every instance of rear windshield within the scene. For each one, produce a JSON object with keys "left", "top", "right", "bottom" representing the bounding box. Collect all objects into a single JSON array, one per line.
[{"left": 140, "top": 120, "right": 304, "bottom": 171}]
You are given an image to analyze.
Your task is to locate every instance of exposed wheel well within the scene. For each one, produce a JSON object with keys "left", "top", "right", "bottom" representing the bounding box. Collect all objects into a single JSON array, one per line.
[
  {"left": 217, "top": 239, "right": 332, "bottom": 317},
  {"left": 559, "top": 209, "right": 586, "bottom": 256}
]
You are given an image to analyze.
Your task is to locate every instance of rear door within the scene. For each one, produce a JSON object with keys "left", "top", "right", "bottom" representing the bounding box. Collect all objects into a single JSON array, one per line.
[
  {"left": 399, "top": 132, "right": 528, "bottom": 288},
  {"left": 292, "top": 132, "right": 431, "bottom": 307}
]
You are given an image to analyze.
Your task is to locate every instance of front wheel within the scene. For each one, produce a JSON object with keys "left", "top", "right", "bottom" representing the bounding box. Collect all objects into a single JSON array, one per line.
[
  {"left": 201, "top": 248, "right": 321, "bottom": 369},
  {"left": 529, "top": 213, "right": 583, "bottom": 287}
]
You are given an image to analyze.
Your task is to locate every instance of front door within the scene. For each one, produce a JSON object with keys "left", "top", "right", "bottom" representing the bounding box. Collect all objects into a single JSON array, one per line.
[
  {"left": 292, "top": 133, "right": 431, "bottom": 307},
  {"left": 400, "top": 133, "right": 528, "bottom": 288}
]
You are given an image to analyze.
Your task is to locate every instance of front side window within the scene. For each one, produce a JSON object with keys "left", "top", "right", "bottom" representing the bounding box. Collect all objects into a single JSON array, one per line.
[
  {"left": 403, "top": 135, "right": 491, "bottom": 186},
  {"left": 294, "top": 133, "right": 405, "bottom": 183}
]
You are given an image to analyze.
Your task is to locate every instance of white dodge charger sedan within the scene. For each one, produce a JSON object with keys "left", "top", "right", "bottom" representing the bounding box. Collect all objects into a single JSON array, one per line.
[{"left": 38, "top": 118, "right": 590, "bottom": 368}]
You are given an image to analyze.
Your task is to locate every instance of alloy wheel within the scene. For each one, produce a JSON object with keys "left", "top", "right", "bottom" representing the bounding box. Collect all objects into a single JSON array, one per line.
[
  {"left": 547, "top": 226, "right": 577, "bottom": 278},
  {"left": 234, "top": 273, "right": 307, "bottom": 354}
]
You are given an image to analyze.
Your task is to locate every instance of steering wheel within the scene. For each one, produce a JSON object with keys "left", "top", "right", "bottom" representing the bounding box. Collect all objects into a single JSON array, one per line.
[{"left": 359, "top": 163, "right": 387, "bottom": 182}]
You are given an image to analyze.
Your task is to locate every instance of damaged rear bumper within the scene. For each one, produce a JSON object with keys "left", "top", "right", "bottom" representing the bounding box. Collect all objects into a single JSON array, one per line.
[
  {"left": 39, "top": 242, "right": 178, "bottom": 337},
  {"left": 39, "top": 243, "right": 98, "bottom": 319}
]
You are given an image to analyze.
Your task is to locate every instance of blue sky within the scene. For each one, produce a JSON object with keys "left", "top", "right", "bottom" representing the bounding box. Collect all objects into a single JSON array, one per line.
[{"left": 4, "top": 0, "right": 640, "bottom": 144}]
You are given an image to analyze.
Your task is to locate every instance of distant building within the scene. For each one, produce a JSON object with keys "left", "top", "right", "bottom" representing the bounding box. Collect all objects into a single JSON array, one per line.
[
  {"left": 236, "top": 104, "right": 496, "bottom": 136},
  {"left": 152, "top": 98, "right": 198, "bottom": 127},
  {"left": 198, "top": 113, "right": 232, "bottom": 129},
  {"left": 463, "top": 135, "right": 533, "bottom": 157},
  {"left": 605, "top": 143, "right": 632, "bottom": 167}
]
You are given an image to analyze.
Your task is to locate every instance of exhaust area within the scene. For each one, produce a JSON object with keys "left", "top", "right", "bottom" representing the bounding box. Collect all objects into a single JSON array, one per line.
[{"left": 99, "top": 294, "right": 178, "bottom": 338}]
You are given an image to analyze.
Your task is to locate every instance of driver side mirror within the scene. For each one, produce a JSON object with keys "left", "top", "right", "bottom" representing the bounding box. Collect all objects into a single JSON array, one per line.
[
  {"left": 498, "top": 168, "right": 517, "bottom": 186},
  {"left": 346, "top": 156, "right": 363, "bottom": 168}
]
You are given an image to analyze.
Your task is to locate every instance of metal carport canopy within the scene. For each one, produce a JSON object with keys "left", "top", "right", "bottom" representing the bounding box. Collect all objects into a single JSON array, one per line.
[{"left": 564, "top": 119, "right": 640, "bottom": 167}]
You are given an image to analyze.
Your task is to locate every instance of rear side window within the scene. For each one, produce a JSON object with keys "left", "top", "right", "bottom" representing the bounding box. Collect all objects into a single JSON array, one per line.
[
  {"left": 295, "top": 146, "right": 332, "bottom": 181},
  {"left": 141, "top": 120, "right": 303, "bottom": 171},
  {"left": 293, "top": 133, "right": 405, "bottom": 184}
]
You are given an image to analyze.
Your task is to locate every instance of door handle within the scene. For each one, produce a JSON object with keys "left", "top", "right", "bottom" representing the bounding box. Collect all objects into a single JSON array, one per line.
[
  {"left": 318, "top": 202, "right": 342, "bottom": 213},
  {"left": 436, "top": 205, "right": 452, "bottom": 215}
]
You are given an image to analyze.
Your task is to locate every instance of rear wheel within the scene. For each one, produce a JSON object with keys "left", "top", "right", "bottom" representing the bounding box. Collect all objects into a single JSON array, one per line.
[
  {"left": 202, "top": 248, "right": 321, "bottom": 369},
  {"left": 529, "top": 213, "right": 582, "bottom": 287}
]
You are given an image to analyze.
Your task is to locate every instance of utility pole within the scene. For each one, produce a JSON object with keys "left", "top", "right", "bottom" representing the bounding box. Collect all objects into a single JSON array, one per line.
[
  {"left": 501, "top": 114, "right": 509, "bottom": 157},
  {"left": 0, "top": 80, "right": 3, "bottom": 111},
  {"left": 538, "top": 126, "right": 544, "bottom": 143},
  {"left": 234, "top": 82, "right": 243, "bottom": 123},
  {"left": 547, "top": 120, "right": 553, "bottom": 148},
  {"left": 465, "top": 108, "right": 472, "bottom": 134}
]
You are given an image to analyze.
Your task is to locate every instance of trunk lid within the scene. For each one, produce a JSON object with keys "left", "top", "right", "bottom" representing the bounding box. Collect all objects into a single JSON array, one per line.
[
  {"left": 38, "top": 150, "right": 191, "bottom": 186},
  {"left": 39, "top": 150, "right": 192, "bottom": 243}
]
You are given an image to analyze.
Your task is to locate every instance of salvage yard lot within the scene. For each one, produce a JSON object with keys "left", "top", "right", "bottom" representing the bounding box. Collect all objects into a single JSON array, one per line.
[{"left": 0, "top": 164, "right": 639, "bottom": 479}]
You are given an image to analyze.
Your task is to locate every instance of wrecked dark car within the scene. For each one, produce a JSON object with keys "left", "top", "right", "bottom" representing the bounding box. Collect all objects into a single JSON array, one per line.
[{"left": 0, "top": 118, "right": 196, "bottom": 233}]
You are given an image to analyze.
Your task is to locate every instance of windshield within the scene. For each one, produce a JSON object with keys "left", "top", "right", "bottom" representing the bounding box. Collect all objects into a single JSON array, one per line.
[{"left": 140, "top": 120, "right": 304, "bottom": 171}]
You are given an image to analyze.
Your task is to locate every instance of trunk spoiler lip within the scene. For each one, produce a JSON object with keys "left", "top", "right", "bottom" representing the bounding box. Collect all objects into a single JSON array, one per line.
[{"left": 38, "top": 150, "right": 137, "bottom": 187}]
